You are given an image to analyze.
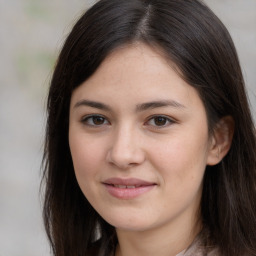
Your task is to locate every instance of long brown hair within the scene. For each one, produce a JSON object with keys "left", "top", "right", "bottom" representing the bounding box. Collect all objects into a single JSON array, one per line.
[{"left": 42, "top": 0, "right": 256, "bottom": 255}]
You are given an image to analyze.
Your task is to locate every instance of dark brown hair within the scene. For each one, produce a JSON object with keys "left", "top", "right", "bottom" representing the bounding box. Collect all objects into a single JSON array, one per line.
[{"left": 42, "top": 0, "right": 256, "bottom": 255}]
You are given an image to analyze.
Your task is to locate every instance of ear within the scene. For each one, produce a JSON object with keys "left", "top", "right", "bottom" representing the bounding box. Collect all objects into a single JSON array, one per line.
[{"left": 207, "top": 116, "right": 234, "bottom": 166}]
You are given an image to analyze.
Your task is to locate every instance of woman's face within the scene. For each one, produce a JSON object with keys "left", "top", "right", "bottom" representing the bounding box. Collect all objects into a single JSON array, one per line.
[{"left": 69, "top": 44, "right": 215, "bottom": 234}]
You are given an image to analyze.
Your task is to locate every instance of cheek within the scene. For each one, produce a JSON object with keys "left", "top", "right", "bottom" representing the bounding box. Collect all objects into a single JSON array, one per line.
[
  {"left": 69, "top": 132, "right": 104, "bottom": 181},
  {"left": 150, "top": 132, "right": 209, "bottom": 182},
  {"left": 69, "top": 135, "right": 106, "bottom": 204}
]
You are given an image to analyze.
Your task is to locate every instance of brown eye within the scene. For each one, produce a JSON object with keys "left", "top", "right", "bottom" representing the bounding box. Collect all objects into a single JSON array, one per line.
[
  {"left": 82, "top": 115, "right": 109, "bottom": 126},
  {"left": 146, "top": 115, "right": 175, "bottom": 128},
  {"left": 154, "top": 116, "right": 168, "bottom": 126},
  {"left": 92, "top": 116, "right": 105, "bottom": 125}
]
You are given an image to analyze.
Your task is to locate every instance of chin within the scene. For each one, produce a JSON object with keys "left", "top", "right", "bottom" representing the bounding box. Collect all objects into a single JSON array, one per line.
[{"left": 102, "top": 212, "right": 158, "bottom": 232}]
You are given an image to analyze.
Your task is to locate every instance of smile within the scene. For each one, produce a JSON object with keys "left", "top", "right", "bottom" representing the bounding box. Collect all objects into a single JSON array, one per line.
[
  {"left": 103, "top": 178, "right": 156, "bottom": 199},
  {"left": 113, "top": 185, "right": 141, "bottom": 188}
]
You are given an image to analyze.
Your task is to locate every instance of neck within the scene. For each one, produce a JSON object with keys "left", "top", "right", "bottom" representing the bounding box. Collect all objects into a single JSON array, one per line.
[{"left": 115, "top": 214, "right": 201, "bottom": 256}]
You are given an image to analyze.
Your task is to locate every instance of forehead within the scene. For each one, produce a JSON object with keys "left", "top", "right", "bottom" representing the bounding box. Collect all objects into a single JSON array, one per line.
[
  {"left": 91, "top": 43, "right": 175, "bottom": 83},
  {"left": 70, "top": 43, "right": 204, "bottom": 113}
]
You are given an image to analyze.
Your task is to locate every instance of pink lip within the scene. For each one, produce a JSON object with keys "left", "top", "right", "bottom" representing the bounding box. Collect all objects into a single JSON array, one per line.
[{"left": 102, "top": 178, "right": 156, "bottom": 200}]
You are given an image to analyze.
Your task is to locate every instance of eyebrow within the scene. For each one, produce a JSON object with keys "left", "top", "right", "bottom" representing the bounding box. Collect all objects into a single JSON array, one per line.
[
  {"left": 74, "top": 99, "right": 185, "bottom": 112},
  {"left": 74, "top": 100, "right": 111, "bottom": 111},
  {"left": 136, "top": 100, "right": 186, "bottom": 112}
]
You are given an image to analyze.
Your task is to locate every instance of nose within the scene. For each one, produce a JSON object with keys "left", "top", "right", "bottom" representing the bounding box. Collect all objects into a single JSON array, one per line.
[{"left": 106, "top": 127, "right": 145, "bottom": 169}]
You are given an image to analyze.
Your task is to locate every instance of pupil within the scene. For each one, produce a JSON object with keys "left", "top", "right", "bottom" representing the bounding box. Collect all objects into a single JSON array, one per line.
[
  {"left": 93, "top": 116, "right": 104, "bottom": 125},
  {"left": 155, "top": 117, "right": 166, "bottom": 126}
]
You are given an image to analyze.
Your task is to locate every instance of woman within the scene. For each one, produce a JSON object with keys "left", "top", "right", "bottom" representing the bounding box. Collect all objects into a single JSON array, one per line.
[{"left": 42, "top": 0, "right": 256, "bottom": 255}]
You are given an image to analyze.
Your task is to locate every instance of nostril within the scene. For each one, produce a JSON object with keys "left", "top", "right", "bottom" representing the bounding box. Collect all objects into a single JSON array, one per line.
[{"left": 106, "top": 144, "right": 146, "bottom": 169}]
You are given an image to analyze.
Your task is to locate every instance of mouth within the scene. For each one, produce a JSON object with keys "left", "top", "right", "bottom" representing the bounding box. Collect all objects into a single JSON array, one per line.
[
  {"left": 102, "top": 177, "right": 156, "bottom": 199},
  {"left": 111, "top": 184, "right": 142, "bottom": 189},
  {"left": 103, "top": 177, "right": 156, "bottom": 186}
]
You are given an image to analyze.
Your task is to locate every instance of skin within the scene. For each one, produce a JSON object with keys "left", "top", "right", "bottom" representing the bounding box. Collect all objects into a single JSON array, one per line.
[{"left": 69, "top": 43, "right": 230, "bottom": 256}]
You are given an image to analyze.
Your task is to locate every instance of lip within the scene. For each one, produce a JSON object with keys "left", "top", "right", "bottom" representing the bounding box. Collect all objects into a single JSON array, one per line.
[{"left": 102, "top": 177, "right": 156, "bottom": 200}]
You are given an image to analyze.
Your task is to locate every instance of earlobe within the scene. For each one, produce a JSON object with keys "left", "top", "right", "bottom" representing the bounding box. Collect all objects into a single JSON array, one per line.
[{"left": 207, "top": 116, "right": 234, "bottom": 166}]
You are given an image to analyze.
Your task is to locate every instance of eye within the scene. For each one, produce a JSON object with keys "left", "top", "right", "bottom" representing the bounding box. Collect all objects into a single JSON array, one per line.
[
  {"left": 81, "top": 115, "right": 110, "bottom": 126},
  {"left": 146, "top": 115, "right": 175, "bottom": 127}
]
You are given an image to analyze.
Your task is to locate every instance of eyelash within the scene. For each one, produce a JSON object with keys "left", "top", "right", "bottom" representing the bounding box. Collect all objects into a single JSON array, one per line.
[
  {"left": 145, "top": 115, "right": 175, "bottom": 128},
  {"left": 81, "top": 115, "right": 175, "bottom": 128},
  {"left": 81, "top": 115, "right": 110, "bottom": 126}
]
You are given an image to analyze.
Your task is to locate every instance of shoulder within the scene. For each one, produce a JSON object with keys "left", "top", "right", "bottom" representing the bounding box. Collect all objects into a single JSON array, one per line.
[{"left": 178, "top": 238, "right": 219, "bottom": 256}]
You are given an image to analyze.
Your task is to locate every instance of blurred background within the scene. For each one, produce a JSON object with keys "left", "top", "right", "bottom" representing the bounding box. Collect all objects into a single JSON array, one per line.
[{"left": 0, "top": 0, "right": 255, "bottom": 255}]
